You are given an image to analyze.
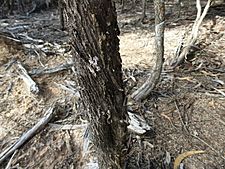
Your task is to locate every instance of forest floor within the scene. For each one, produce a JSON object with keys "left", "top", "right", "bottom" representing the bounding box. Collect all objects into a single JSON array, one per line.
[{"left": 0, "top": 1, "right": 225, "bottom": 169}]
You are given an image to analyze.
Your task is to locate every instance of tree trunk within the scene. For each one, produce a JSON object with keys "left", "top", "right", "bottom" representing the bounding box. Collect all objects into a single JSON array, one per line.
[
  {"left": 64, "top": 0, "right": 128, "bottom": 168},
  {"left": 172, "top": 0, "right": 212, "bottom": 68},
  {"left": 131, "top": 0, "right": 165, "bottom": 101}
]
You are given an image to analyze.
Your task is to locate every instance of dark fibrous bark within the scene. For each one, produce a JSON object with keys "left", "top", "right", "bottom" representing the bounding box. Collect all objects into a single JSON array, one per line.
[{"left": 64, "top": 0, "right": 128, "bottom": 168}]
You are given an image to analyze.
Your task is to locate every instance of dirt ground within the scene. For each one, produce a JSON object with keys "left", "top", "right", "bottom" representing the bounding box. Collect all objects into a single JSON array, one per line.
[{"left": 0, "top": 1, "right": 225, "bottom": 169}]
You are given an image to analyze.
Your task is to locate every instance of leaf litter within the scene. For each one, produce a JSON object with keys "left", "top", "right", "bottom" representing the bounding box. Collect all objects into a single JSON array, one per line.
[{"left": 0, "top": 1, "right": 225, "bottom": 168}]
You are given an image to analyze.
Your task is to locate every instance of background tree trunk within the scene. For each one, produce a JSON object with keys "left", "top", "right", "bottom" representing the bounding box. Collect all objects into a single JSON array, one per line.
[
  {"left": 64, "top": 0, "right": 128, "bottom": 168},
  {"left": 171, "top": 0, "right": 212, "bottom": 68},
  {"left": 131, "top": 0, "right": 165, "bottom": 101}
]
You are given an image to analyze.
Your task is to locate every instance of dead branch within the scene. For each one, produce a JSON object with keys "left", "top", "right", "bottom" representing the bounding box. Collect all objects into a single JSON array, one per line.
[
  {"left": 54, "top": 82, "right": 80, "bottom": 99},
  {"left": 29, "top": 63, "right": 74, "bottom": 76},
  {"left": 175, "top": 101, "right": 225, "bottom": 161},
  {"left": 172, "top": 0, "right": 212, "bottom": 68},
  {"left": 191, "top": 133, "right": 225, "bottom": 160},
  {"left": 18, "top": 33, "right": 44, "bottom": 44},
  {"left": 15, "top": 61, "right": 39, "bottom": 94},
  {"left": 5, "top": 150, "right": 18, "bottom": 169},
  {"left": 0, "top": 106, "right": 56, "bottom": 165},
  {"left": 0, "top": 33, "right": 23, "bottom": 51},
  {"left": 212, "top": 87, "right": 225, "bottom": 97}
]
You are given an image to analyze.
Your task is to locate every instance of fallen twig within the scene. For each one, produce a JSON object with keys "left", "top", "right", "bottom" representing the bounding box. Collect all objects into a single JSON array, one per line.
[
  {"left": 18, "top": 33, "right": 44, "bottom": 44},
  {"left": 15, "top": 61, "right": 39, "bottom": 94},
  {"left": 191, "top": 133, "right": 225, "bottom": 160},
  {"left": 49, "top": 123, "right": 87, "bottom": 131},
  {"left": 29, "top": 63, "right": 74, "bottom": 76},
  {"left": 54, "top": 82, "right": 80, "bottom": 99},
  {"left": 174, "top": 101, "right": 189, "bottom": 133},
  {"left": 0, "top": 105, "right": 56, "bottom": 164},
  {"left": 213, "top": 87, "right": 225, "bottom": 98},
  {"left": 212, "top": 116, "right": 225, "bottom": 126},
  {"left": 0, "top": 32, "right": 25, "bottom": 53},
  {"left": 4, "top": 59, "right": 17, "bottom": 71},
  {"left": 175, "top": 101, "right": 225, "bottom": 160},
  {"left": 5, "top": 150, "right": 18, "bottom": 169}
]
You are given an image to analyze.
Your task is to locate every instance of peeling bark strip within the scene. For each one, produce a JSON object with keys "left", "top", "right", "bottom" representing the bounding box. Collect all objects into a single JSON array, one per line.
[
  {"left": 64, "top": 1, "right": 128, "bottom": 168},
  {"left": 131, "top": 0, "right": 165, "bottom": 101}
]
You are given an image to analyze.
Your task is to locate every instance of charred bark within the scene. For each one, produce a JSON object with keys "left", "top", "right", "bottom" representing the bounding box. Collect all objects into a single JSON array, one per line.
[
  {"left": 131, "top": 0, "right": 165, "bottom": 101},
  {"left": 64, "top": 0, "right": 128, "bottom": 168}
]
